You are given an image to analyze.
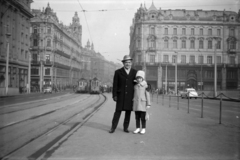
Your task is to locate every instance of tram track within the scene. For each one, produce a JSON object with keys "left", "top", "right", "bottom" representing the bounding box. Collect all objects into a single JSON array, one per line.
[
  {"left": 0, "top": 95, "right": 90, "bottom": 130},
  {"left": 0, "top": 94, "right": 106, "bottom": 159},
  {"left": 0, "top": 94, "right": 81, "bottom": 115}
]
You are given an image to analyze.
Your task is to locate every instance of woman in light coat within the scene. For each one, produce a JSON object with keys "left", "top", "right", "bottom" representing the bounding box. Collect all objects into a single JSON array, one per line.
[{"left": 133, "top": 70, "right": 151, "bottom": 134}]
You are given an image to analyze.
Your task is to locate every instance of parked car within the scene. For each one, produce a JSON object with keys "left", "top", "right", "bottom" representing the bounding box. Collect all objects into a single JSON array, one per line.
[
  {"left": 43, "top": 86, "right": 52, "bottom": 94},
  {"left": 180, "top": 88, "right": 198, "bottom": 99}
]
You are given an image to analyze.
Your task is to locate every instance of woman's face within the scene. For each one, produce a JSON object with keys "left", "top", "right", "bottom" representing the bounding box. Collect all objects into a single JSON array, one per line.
[{"left": 136, "top": 77, "right": 143, "bottom": 83}]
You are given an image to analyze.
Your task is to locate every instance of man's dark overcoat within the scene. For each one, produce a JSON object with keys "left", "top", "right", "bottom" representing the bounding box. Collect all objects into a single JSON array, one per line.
[{"left": 112, "top": 67, "right": 137, "bottom": 111}]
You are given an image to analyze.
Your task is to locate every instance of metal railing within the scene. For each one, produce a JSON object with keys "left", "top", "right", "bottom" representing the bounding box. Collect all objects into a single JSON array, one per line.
[{"left": 151, "top": 91, "right": 240, "bottom": 126}]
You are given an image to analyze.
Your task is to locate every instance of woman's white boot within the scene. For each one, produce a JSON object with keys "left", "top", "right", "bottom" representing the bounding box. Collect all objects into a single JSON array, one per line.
[{"left": 133, "top": 128, "right": 140, "bottom": 134}]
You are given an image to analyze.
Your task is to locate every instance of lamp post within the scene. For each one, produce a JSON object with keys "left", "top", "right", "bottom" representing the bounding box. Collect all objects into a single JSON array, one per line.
[
  {"left": 165, "top": 62, "right": 168, "bottom": 94},
  {"left": 28, "top": 49, "right": 32, "bottom": 93},
  {"left": 214, "top": 42, "right": 217, "bottom": 97},
  {"left": 5, "top": 33, "right": 11, "bottom": 95},
  {"left": 174, "top": 51, "right": 178, "bottom": 95},
  {"left": 198, "top": 49, "right": 203, "bottom": 91}
]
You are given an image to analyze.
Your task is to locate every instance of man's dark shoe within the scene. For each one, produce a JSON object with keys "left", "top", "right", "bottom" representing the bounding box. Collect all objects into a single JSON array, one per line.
[
  {"left": 109, "top": 129, "right": 115, "bottom": 133},
  {"left": 124, "top": 129, "right": 129, "bottom": 133}
]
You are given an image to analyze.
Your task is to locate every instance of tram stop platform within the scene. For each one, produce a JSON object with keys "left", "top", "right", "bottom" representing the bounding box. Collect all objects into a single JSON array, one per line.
[{"left": 38, "top": 93, "right": 239, "bottom": 160}]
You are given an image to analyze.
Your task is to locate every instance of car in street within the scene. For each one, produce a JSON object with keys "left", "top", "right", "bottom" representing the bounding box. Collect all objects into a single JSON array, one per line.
[
  {"left": 180, "top": 88, "right": 198, "bottom": 99},
  {"left": 43, "top": 86, "right": 52, "bottom": 94}
]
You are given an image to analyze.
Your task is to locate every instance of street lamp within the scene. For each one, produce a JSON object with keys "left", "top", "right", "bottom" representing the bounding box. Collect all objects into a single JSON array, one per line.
[
  {"left": 198, "top": 49, "right": 203, "bottom": 91},
  {"left": 174, "top": 51, "right": 178, "bottom": 95},
  {"left": 28, "top": 48, "right": 32, "bottom": 93},
  {"left": 213, "top": 39, "right": 218, "bottom": 97},
  {"left": 165, "top": 62, "right": 168, "bottom": 94},
  {"left": 5, "top": 32, "right": 11, "bottom": 95}
]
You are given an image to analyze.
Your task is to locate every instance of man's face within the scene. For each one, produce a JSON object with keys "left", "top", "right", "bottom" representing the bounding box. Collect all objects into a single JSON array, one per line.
[{"left": 123, "top": 60, "right": 132, "bottom": 70}]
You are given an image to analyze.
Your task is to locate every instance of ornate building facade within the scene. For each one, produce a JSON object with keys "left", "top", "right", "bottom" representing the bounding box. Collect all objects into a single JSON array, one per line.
[
  {"left": 0, "top": 0, "right": 33, "bottom": 95},
  {"left": 30, "top": 3, "right": 90, "bottom": 91},
  {"left": 129, "top": 2, "right": 240, "bottom": 92}
]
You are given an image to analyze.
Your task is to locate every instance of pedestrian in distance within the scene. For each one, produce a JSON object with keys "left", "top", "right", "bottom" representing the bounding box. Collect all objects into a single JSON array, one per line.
[
  {"left": 109, "top": 55, "right": 137, "bottom": 133},
  {"left": 132, "top": 70, "right": 151, "bottom": 134}
]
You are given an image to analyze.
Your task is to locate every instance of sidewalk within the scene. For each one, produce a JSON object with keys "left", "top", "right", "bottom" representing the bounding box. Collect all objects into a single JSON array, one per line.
[{"left": 40, "top": 93, "right": 240, "bottom": 160}]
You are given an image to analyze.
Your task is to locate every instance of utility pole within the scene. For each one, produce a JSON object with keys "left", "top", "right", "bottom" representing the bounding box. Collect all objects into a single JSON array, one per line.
[
  {"left": 28, "top": 49, "right": 31, "bottom": 93},
  {"left": 214, "top": 42, "right": 217, "bottom": 97},
  {"left": 174, "top": 51, "right": 178, "bottom": 95},
  {"left": 165, "top": 63, "right": 168, "bottom": 94},
  {"left": 5, "top": 33, "right": 11, "bottom": 95}
]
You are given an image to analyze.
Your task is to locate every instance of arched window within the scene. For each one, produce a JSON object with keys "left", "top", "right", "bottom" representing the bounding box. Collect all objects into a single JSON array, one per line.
[
  {"left": 181, "top": 40, "right": 186, "bottom": 48},
  {"left": 199, "top": 40, "right": 204, "bottom": 49},
  {"left": 190, "top": 40, "right": 195, "bottom": 49},
  {"left": 47, "top": 39, "right": 51, "bottom": 47},
  {"left": 164, "top": 40, "right": 168, "bottom": 48}
]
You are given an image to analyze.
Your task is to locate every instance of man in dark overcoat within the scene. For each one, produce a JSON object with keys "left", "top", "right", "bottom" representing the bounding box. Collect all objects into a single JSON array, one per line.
[{"left": 109, "top": 55, "right": 137, "bottom": 133}]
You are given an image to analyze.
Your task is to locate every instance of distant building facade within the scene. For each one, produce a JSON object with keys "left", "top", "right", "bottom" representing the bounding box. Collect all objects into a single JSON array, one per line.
[
  {"left": 129, "top": 2, "right": 240, "bottom": 91},
  {"left": 0, "top": 0, "right": 33, "bottom": 95},
  {"left": 30, "top": 3, "right": 88, "bottom": 91}
]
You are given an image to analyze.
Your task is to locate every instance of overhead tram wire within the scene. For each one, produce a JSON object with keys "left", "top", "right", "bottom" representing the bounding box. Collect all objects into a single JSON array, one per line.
[{"left": 76, "top": 0, "right": 93, "bottom": 45}]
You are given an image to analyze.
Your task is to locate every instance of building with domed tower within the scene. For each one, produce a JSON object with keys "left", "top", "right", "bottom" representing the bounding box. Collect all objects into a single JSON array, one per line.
[
  {"left": 30, "top": 3, "right": 88, "bottom": 92},
  {"left": 129, "top": 2, "right": 240, "bottom": 94}
]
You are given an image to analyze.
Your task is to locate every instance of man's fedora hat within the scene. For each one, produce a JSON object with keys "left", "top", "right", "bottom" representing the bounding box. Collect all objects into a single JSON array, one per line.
[{"left": 122, "top": 55, "right": 133, "bottom": 62}]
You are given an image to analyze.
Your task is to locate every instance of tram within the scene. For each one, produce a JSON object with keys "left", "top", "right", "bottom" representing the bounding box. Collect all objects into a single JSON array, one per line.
[
  {"left": 76, "top": 78, "right": 89, "bottom": 93},
  {"left": 90, "top": 77, "right": 101, "bottom": 94}
]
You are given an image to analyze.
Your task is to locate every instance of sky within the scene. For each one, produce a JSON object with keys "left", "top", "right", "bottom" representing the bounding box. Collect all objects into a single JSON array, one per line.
[{"left": 31, "top": 0, "right": 240, "bottom": 63}]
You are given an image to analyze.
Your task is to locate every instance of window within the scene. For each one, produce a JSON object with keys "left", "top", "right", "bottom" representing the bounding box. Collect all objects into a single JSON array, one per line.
[
  {"left": 138, "top": 27, "right": 141, "bottom": 34},
  {"left": 229, "top": 29, "right": 234, "bottom": 36},
  {"left": 150, "top": 27, "right": 155, "bottom": 34},
  {"left": 190, "top": 40, "right": 195, "bottom": 49},
  {"left": 208, "top": 29, "right": 212, "bottom": 35},
  {"left": 164, "top": 28, "right": 168, "bottom": 34},
  {"left": 149, "top": 40, "right": 156, "bottom": 48},
  {"left": 164, "top": 40, "right": 169, "bottom": 48},
  {"left": 182, "top": 28, "right": 186, "bottom": 35},
  {"left": 181, "top": 40, "right": 186, "bottom": 48},
  {"left": 137, "top": 39, "right": 141, "bottom": 48},
  {"left": 138, "top": 54, "right": 142, "bottom": 62},
  {"left": 229, "top": 41, "right": 236, "bottom": 49},
  {"left": 31, "top": 68, "right": 39, "bottom": 75},
  {"left": 33, "top": 39, "right": 38, "bottom": 46},
  {"left": 150, "top": 55, "right": 155, "bottom": 63},
  {"left": 190, "top": 55, "right": 195, "bottom": 64},
  {"left": 198, "top": 55, "right": 203, "bottom": 64},
  {"left": 217, "top": 56, "right": 221, "bottom": 64},
  {"left": 163, "top": 55, "right": 169, "bottom": 62},
  {"left": 208, "top": 40, "right": 212, "bottom": 49},
  {"left": 45, "top": 54, "right": 50, "bottom": 62},
  {"left": 181, "top": 55, "right": 186, "bottom": 63},
  {"left": 191, "top": 28, "right": 195, "bottom": 35},
  {"left": 45, "top": 68, "right": 50, "bottom": 75},
  {"left": 33, "top": 27, "right": 37, "bottom": 33},
  {"left": 172, "top": 55, "right": 177, "bottom": 63},
  {"left": 229, "top": 56, "right": 235, "bottom": 64},
  {"left": 207, "top": 56, "right": 212, "bottom": 64},
  {"left": 47, "top": 39, "right": 51, "bottom": 47},
  {"left": 200, "top": 28, "right": 203, "bottom": 35},
  {"left": 47, "top": 27, "right": 51, "bottom": 34},
  {"left": 173, "top": 40, "right": 177, "bottom": 49},
  {"left": 217, "top": 29, "right": 221, "bottom": 36},
  {"left": 199, "top": 40, "right": 204, "bottom": 49},
  {"left": 173, "top": 28, "right": 177, "bottom": 35},
  {"left": 32, "top": 54, "right": 38, "bottom": 61},
  {"left": 216, "top": 41, "right": 221, "bottom": 49}
]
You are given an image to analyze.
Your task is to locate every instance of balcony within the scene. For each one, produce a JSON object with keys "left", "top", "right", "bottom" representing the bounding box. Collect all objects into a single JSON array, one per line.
[
  {"left": 44, "top": 60, "right": 53, "bottom": 65},
  {"left": 32, "top": 60, "right": 40, "bottom": 65},
  {"left": 227, "top": 49, "right": 236, "bottom": 54}
]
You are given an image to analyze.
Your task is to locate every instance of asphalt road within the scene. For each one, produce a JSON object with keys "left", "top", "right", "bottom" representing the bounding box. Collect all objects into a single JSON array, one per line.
[
  {"left": 0, "top": 89, "right": 74, "bottom": 106},
  {"left": 0, "top": 92, "right": 105, "bottom": 159}
]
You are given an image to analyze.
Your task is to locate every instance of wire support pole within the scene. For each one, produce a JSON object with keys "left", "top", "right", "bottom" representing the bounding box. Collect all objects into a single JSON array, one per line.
[
  {"left": 201, "top": 92, "right": 204, "bottom": 118},
  {"left": 219, "top": 93, "right": 222, "bottom": 124},
  {"left": 187, "top": 93, "right": 190, "bottom": 113}
]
